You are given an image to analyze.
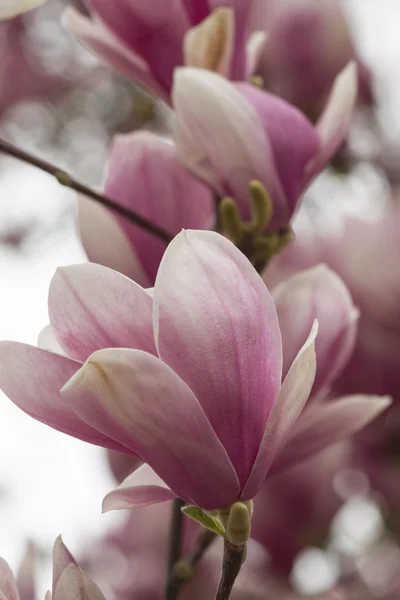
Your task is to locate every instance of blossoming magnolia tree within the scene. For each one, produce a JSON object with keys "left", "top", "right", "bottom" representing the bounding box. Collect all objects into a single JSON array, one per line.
[{"left": 0, "top": 0, "right": 398, "bottom": 599}]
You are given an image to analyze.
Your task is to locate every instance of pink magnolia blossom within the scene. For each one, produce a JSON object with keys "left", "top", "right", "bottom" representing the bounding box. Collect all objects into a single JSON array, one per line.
[
  {"left": 0, "top": 536, "right": 106, "bottom": 600},
  {"left": 173, "top": 63, "right": 357, "bottom": 230},
  {"left": 78, "top": 131, "right": 213, "bottom": 286},
  {"left": 0, "top": 231, "right": 389, "bottom": 511},
  {"left": 63, "top": 0, "right": 260, "bottom": 103},
  {"left": 248, "top": 0, "right": 373, "bottom": 118}
]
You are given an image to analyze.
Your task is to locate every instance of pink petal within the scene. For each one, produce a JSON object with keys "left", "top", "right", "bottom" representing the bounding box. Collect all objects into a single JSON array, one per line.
[
  {"left": 105, "top": 132, "right": 213, "bottom": 283},
  {"left": 305, "top": 62, "right": 358, "bottom": 182},
  {"left": 52, "top": 537, "right": 77, "bottom": 598},
  {"left": 103, "top": 467, "right": 176, "bottom": 511},
  {"left": 48, "top": 263, "right": 155, "bottom": 362},
  {"left": 0, "top": 342, "right": 128, "bottom": 453},
  {"left": 241, "top": 321, "right": 317, "bottom": 499},
  {"left": 38, "top": 325, "right": 65, "bottom": 356},
  {"left": 181, "top": 0, "right": 209, "bottom": 24},
  {"left": 77, "top": 195, "right": 150, "bottom": 287},
  {"left": 237, "top": 83, "right": 320, "bottom": 226},
  {"left": 154, "top": 230, "right": 282, "bottom": 486},
  {"left": 16, "top": 543, "right": 35, "bottom": 600},
  {"left": 0, "top": 559, "right": 19, "bottom": 600},
  {"left": 272, "top": 394, "right": 392, "bottom": 473},
  {"left": 273, "top": 265, "right": 359, "bottom": 397},
  {"left": 87, "top": 0, "right": 189, "bottom": 93},
  {"left": 61, "top": 348, "right": 240, "bottom": 510},
  {"left": 54, "top": 565, "right": 105, "bottom": 600},
  {"left": 63, "top": 8, "right": 169, "bottom": 102}
]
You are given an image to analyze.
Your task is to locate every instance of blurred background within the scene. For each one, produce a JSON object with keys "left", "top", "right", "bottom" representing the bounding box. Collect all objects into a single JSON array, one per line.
[{"left": 0, "top": 0, "right": 399, "bottom": 598}]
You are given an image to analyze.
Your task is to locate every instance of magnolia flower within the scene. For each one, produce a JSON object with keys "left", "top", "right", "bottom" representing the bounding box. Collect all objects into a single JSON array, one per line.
[
  {"left": 0, "top": 536, "right": 106, "bottom": 600},
  {"left": 173, "top": 63, "right": 357, "bottom": 230},
  {"left": 0, "top": 0, "right": 47, "bottom": 19},
  {"left": 63, "top": 1, "right": 262, "bottom": 103},
  {"left": 248, "top": 0, "right": 373, "bottom": 116},
  {"left": 78, "top": 131, "right": 213, "bottom": 286}
]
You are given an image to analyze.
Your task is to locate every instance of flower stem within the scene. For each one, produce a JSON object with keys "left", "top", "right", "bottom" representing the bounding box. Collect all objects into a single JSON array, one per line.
[
  {"left": 0, "top": 137, "right": 172, "bottom": 244},
  {"left": 214, "top": 540, "right": 245, "bottom": 600},
  {"left": 166, "top": 529, "right": 216, "bottom": 599},
  {"left": 165, "top": 499, "right": 185, "bottom": 600}
]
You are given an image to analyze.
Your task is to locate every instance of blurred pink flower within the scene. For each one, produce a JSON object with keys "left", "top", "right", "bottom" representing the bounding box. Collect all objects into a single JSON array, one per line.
[
  {"left": 78, "top": 131, "right": 213, "bottom": 286},
  {"left": 248, "top": 0, "right": 373, "bottom": 118},
  {"left": 0, "top": 536, "right": 106, "bottom": 600},
  {"left": 172, "top": 64, "right": 357, "bottom": 230},
  {"left": 64, "top": 0, "right": 259, "bottom": 102}
]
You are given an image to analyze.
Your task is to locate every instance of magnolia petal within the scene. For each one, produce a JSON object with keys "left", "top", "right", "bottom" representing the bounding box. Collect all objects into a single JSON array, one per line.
[
  {"left": 305, "top": 62, "right": 358, "bottom": 181},
  {"left": 173, "top": 67, "right": 277, "bottom": 209},
  {"left": 103, "top": 485, "right": 176, "bottom": 512},
  {"left": 241, "top": 321, "right": 317, "bottom": 499},
  {"left": 184, "top": 8, "right": 234, "bottom": 77},
  {"left": 0, "top": 342, "right": 129, "bottom": 453},
  {"left": 48, "top": 263, "right": 155, "bottom": 362},
  {"left": 87, "top": 0, "right": 189, "bottom": 93},
  {"left": 54, "top": 565, "right": 105, "bottom": 600},
  {"left": 154, "top": 230, "right": 282, "bottom": 486},
  {"left": 63, "top": 7, "right": 168, "bottom": 102},
  {"left": 0, "top": 558, "right": 19, "bottom": 600},
  {"left": 181, "top": 0, "right": 209, "bottom": 24},
  {"left": 38, "top": 325, "right": 65, "bottom": 356},
  {"left": 105, "top": 132, "right": 213, "bottom": 283},
  {"left": 16, "top": 543, "right": 35, "bottom": 600},
  {"left": 77, "top": 195, "right": 150, "bottom": 287},
  {"left": 273, "top": 265, "right": 359, "bottom": 396},
  {"left": 246, "top": 31, "right": 268, "bottom": 78},
  {"left": 62, "top": 348, "right": 240, "bottom": 509},
  {"left": 52, "top": 537, "right": 77, "bottom": 598},
  {"left": 272, "top": 395, "right": 392, "bottom": 472},
  {"left": 0, "top": 0, "right": 47, "bottom": 19}
]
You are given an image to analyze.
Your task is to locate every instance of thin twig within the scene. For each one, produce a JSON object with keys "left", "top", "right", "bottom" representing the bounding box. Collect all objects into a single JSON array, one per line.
[
  {"left": 214, "top": 540, "right": 245, "bottom": 600},
  {"left": 165, "top": 499, "right": 185, "bottom": 600},
  {"left": 0, "top": 137, "right": 172, "bottom": 244},
  {"left": 166, "top": 529, "right": 216, "bottom": 599}
]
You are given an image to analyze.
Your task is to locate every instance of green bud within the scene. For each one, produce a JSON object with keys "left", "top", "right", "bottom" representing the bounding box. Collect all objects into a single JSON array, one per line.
[
  {"left": 249, "top": 181, "right": 273, "bottom": 233},
  {"left": 173, "top": 560, "right": 195, "bottom": 580},
  {"left": 55, "top": 171, "right": 71, "bottom": 186},
  {"left": 250, "top": 75, "right": 264, "bottom": 89},
  {"left": 225, "top": 501, "right": 253, "bottom": 547},
  {"left": 219, "top": 196, "right": 244, "bottom": 243}
]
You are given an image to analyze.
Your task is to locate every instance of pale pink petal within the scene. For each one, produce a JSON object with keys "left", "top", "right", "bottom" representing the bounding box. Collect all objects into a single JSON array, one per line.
[
  {"left": 273, "top": 265, "right": 359, "bottom": 397},
  {"left": 0, "top": 342, "right": 128, "bottom": 453},
  {"left": 0, "top": 558, "right": 19, "bottom": 600},
  {"left": 246, "top": 31, "right": 268, "bottom": 78},
  {"left": 184, "top": 8, "right": 234, "bottom": 77},
  {"left": 105, "top": 132, "right": 213, "bottom": 283},
  {"left": 173, "top": 67, "right": 281, "bottom": 214},
  {"left": 154, "top": 230, "right": 282, "bottom": 486},
  {"left": 54, "top": 565, "right": 105, "bottom": 600},
  {"left": 37, "top": 325, "right": 65, "bottom": 356},
  {"left": 52, "top": 537, "right": 77, "bottom": 598},
  {"left": 61, "top": 348, "right": 240, "bottom": 509},
  {"left": 103, "top": 468, "right": 176, "bottom": 513},
  {"left": 272, "top": 395, "right": 392, "bottom": 472},
  {"left": 48, "top": 263, "right": 155, "bottom": 362},
  {"left": 241, "top": 321, "right": 317, "bottom": 499},
  {"left": 305, "top": 62, "right": 358, "bottom": 181},
  {"left": 77, "top": 196, "right": 150, "bottom": 287},
  {"left": 63, "top": 7, "right": 169, "bottom": 102},
  {"left": 16, "top": 543, "right": 35, "bottom": 600},
  {"left": 87, "top": 0, "right": 189, "bottom": 93}
]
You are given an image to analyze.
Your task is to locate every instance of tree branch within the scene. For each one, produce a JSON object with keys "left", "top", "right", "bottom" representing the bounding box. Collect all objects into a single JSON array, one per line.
[
  {"left": 0, "top": 138, "right": 172, "bottom": 244},
  {"left": 214, "top": 540, "right": 245, "bottom": 600}
]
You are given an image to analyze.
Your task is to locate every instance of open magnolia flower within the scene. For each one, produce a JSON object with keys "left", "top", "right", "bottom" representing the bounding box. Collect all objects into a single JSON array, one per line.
[
  {"left": 0, "top": 231, "right": 389, "bottom": 513},
  {"left": 0, "top": 0, "right": 47, "bottom": 19},
  {"left": 0, "top": 536, "right": 105, "bottom": 600},
  {"left": 64, "top": 1, "right": 263, "bottom": 103},
  {"left": 173, "top": 63, "right": 357, "bottom": 230}
]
